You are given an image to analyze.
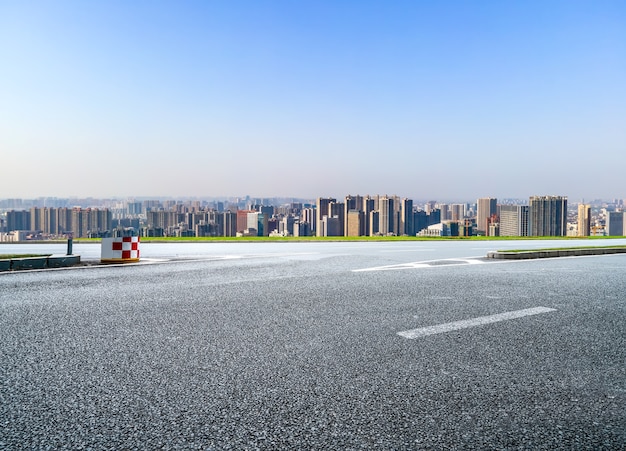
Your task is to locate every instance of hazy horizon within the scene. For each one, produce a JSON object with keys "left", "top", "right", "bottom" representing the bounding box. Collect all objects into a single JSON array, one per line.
[
  {"left": 1, "top": 193, "right": 620, "bottom": 208},
  {"left": 1, "top": 1, "right": 624, "bottom": 201}
]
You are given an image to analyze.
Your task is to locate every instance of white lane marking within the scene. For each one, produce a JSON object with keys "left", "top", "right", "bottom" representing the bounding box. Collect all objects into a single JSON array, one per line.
[
  {"left": 398, "top": 306, "right": 557, "bottom": 339},
  {"left": 379, "top": 249, "right": 436, "bottom": 253},
  {"left": 353, "top": 257, "right": 486, "bottom": 272},
  {"left": 353, "top": 263, "right": 430, "bottom": 271}
]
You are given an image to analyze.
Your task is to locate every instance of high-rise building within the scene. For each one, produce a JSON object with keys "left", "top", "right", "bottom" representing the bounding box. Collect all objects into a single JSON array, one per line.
[
  {"left": 401, "top": 198, "right": 414, "bottom": 236},
  {"left": 320, "top": 215, "right": 342, "bottom": 237},
  {"left": 246, "top": 212, "right": 268, "bottom": 236},
  {"left": 577, "top": 204, "right": 591, "bottom": 237},
  {"left": 344, "top": 195, "right": 363, "bottom": 235},
  {"left": 414, "top": 210, "right": 428, "bottom": 235},
  {"left": 223, "top": 211, "right": 237, "bottom": 237},
  {"left": 528, "top": 196, "right": 567, "bottom": 237},
  {"left": 363, "top": 196, "right": 375, "bottom": 236},
  {"left": 392, "top": 195, "right": 402, "bottom": 236},
  {"left": 68, "top": 207, "right": 111, "bottom": 238},
  {"left": 259, "top": 205, "right": 274, "bottom": 217},
  {"left": 606, "top": 211, "right": 625, "bottom": 236},
  {"left": 329, "top": 201, "right": 345, "bottom": 236},
  {"left": 6, "top": 210, "right": 30, "bottom": 232},
  {"left": 379, "top": 196, "right": 395, "bottom": 235},
  {"left": 236, "top": 210, "right": 255, "bottom": 233},
  {"left": 30, "top": 207, "right": 44, "bottom": 232},
  {"left": 301, "top": 207, "right": 316, "bottom": 234},
  {"left": 476, "top": 198, "right": 497, "bottom": 235},
  {"left": 449, "top": 204, "right": 465, "bottom": 222},
  {"left": 428, "top": 209, "right": 441, "bottom": 226},
  {"left": 293, "top": 221, "right": 311, "bottom": 237},
  {"left": 316, "top": 197, "right": 336, "bottom": 237},
  {"left": 126, "top": 201, "right": 143, "bottom": 216},
  {"left": 460, "top": 219, "right": 474, "bottom": 237},
  {"left": 346, "top": 210, "right": 365, "bottom": 236},
  {"left": 437, "top": 203, "right": 450, "bottom": 221},
  {"left": 57, "top": 208, "right": 73, "bottom": 235},
  {"left": 369, "top": 211, "right": 379, "bottom": 236},
  {"left": 148, "top": 210, "right": 172, "bottom": 231},
  {"left": 279, "top": 216, "right": 296, "bottom": 236},
  {"left": 28, "top": 207, "right": 60, "bottom": 235},
  {"left": 499, "top": 205, "right": 529, "bottom": 237}
]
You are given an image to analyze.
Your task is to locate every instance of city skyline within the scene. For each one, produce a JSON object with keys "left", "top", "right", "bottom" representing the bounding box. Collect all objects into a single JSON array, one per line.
[
  {"left": 0, "top": 192, "right": 626, "bottom": 212},
  {"left": 1, "top": 1, "right": 625, "bottom": 200},
  {"left": 0, "top": 184, "right": 623, "bottom": 205},
  {"left": 3, "top": 193, "right": 625, "bottom": 241}
]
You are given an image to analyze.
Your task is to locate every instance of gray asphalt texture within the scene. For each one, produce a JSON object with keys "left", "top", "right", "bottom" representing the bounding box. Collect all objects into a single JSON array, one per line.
[{"left": 1, "top": 242, "right": 625, "bottom": 450}]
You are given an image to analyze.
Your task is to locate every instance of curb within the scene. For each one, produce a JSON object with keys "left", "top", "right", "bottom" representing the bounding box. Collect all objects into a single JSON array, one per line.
[
  {"left": 487, "top": 247, "right": 626, "bottom": 260},
  {"left": 0, "top": 255, "right": 82, "bottom": 272}
]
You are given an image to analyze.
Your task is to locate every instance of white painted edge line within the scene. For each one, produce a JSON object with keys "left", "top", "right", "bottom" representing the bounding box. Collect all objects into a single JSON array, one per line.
[
  {"left": 353, "top": 257, "right": 486, "bottom": 272},
  {"left": 398, "top": 306, "right": 557, "bottom": 339},
  {"left": 379, "top": 249, "right": 436, "bottom": 253}
]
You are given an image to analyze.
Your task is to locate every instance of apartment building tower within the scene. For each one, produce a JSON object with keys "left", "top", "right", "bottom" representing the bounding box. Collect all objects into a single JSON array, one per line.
[
  {"left": 476, "top": 197, "right": 497, "bottom": 235},
  {"left": 401, "top": 198, "right": 414, "bottom": 236},
  {"left": 316, "top": 197, "right": 336, "bottom": 237},
  {"left": 606, "top": 211, "right": 625, "bottom": 236},
  {"left": 577, "top": 204, "right": 591, "bottom": 237},
  {"left": 499, "top": 205, "right": 529, "bottom": 237},
  {"left": 528, "top": 196, "right": 567, "bottom": 237},
  {"left": 379, "top": 196, "right": 395, "bottom": 236}
]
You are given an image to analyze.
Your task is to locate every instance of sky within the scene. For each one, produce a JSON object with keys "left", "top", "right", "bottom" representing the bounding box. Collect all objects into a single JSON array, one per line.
[{"left": 1, "top": 0, "right": 625, "bottom": 202}]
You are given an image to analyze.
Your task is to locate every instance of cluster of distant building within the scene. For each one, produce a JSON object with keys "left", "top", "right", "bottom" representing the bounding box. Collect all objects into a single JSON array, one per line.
[
  {"left": 0, "top": 195, "right": 625, "bottom": 241},
  {"left": 477, "top": 196, "right": 624, "bottom": 238}
]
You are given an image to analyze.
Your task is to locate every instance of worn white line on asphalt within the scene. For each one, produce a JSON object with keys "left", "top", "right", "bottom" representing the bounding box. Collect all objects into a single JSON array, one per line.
[
  {"left": 398, "top": 306, "right": 557, "bottom": 339},
  {"left": 379, "top": 249, "right": 436, "bottom": 253},
  {"left": 353, "top": 257, "right": 487, "bottom": 272}
]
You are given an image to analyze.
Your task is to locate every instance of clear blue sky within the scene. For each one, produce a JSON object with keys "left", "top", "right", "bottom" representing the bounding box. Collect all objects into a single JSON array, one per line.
[{"left": 1, "top": 0, "right": 624, "bottom": 202}]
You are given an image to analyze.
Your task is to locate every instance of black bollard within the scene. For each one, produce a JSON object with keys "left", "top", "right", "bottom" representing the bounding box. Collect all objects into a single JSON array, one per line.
[{"left": 67, "top": 238, "right": 73, "bottom": 255}]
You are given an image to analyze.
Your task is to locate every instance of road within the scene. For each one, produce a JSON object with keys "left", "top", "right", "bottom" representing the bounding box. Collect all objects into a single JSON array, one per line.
[{"left": 1, "top": 241, "right": 625, "bottom": 449}]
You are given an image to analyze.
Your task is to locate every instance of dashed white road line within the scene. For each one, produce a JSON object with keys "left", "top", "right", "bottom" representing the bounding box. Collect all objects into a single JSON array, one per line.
[{"left": 398, "top": 306, "right": 557, "bottom": 339}]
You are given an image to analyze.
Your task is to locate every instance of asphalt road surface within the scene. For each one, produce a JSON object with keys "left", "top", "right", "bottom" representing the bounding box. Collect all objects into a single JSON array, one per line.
[{"left": 1, "top": 241, "right": 625, "bottom": 449}]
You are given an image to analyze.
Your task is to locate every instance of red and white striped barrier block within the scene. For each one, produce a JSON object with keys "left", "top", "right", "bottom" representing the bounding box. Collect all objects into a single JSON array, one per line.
[{"left": 101, "top": 236, "right": 140, "bottom": 263}]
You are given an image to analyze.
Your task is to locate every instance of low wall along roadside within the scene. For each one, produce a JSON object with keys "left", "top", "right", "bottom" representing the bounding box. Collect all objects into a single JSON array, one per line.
[
  {"left": 487, "top": 247, "right": 626, "bottom": 260},
  {"left": 0, "top": 255, "right": 81, "bottom": 272}
]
